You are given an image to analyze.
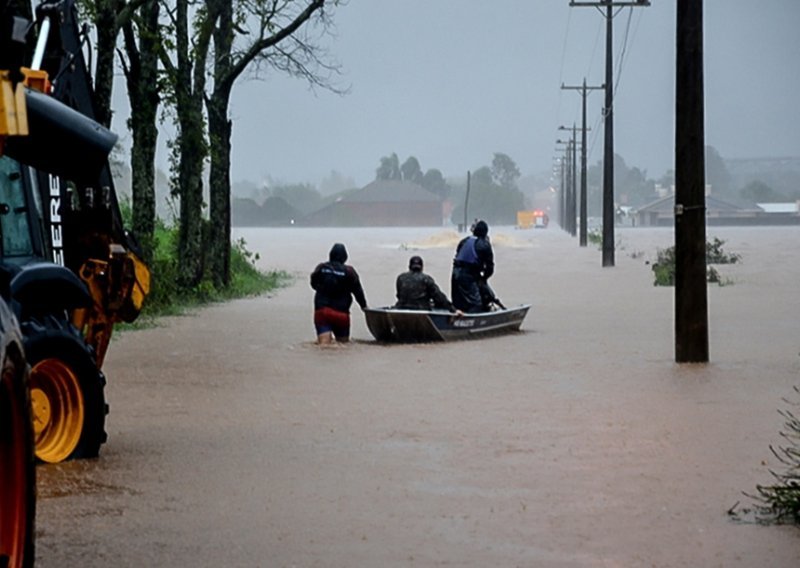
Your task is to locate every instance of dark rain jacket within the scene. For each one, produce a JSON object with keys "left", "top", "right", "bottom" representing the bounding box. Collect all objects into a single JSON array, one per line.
[
  {"left": 310, "top": 261, "right": 367, "bottom": 313},
  {"left": 453, "top": 235, "right": 494, "bottom": 278},
  {"left": 451, "top": 235, "right": 495, "bottom": 313},
  {"left": 395, "top": 270, "right": 455, "bottom": 311}
]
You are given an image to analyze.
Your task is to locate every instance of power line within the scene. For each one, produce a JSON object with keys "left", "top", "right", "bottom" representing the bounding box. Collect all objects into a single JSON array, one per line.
[
  {"left": 569, "top": 0, "right": 651, "bottom": 267},
  {"left": 555, "top": 8, "right": 574, "bottom": 135},
  {"left": 613, "top": 7, "right": 634, "bottom": 97}
]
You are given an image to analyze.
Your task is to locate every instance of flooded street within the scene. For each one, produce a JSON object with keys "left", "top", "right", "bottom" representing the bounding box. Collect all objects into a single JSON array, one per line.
[{"left": 35, "top": 225, "right": 800, "bottom": 566}]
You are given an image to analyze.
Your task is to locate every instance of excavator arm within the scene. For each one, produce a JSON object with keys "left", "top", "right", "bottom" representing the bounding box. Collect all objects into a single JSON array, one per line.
[{"left": 2, "top": 0, "right": 150, "bottom": 366}]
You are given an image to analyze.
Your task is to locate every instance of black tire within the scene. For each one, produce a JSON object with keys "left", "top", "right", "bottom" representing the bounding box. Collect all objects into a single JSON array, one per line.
[
  {"left": 23, "top": 316, "right": 107, "bottom": 461},
  {"left": 0, "top": 347, "right": 35, "bottom": 568}
]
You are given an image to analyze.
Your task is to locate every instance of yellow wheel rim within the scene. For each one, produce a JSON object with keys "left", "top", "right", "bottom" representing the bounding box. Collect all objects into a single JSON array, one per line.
[{"left": 30, "top": 358, "right": 84, "bottom": 463}]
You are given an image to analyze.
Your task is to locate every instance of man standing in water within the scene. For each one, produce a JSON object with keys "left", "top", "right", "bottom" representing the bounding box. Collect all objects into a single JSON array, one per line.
[
  {"left": 395, "top": 255, "right": 462, "bottom": 314},
  {"left": 451, "top": 220, "right": 494, "bottom": 313},
  {"left": 310, "top": 243, "right": 367, "bottom": 344}
]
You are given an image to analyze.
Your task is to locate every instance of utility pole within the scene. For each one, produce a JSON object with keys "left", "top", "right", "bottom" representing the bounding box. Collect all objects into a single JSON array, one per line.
[
  {"left": 553, "top": 156, "right": 564, "bottom": 229},
  {"left": 463, "top": 170, "right": 471, "bottom": 232},
  {"left": 569, "top": 0, "right": 650, "bottom": 265},
  {"left": 560, "top": 156, "right": 566, "bottom": 230},
  {"left": 562, "top": 79, "right": 603, "bottom": 246},
  {"left": 557, "top": 137, "right": 575, "bottom": 235},
  {"left": 559, "top": 125, "right": 582, "bottom": 237},
  {"left": 570, "top": 128, "right": 578, "bottom": 237},
  {"left": 555, "top": 141, "right": 569, "bottom": 231},
  {"left": 675, "top": 0, "right": 708, "bottom": 363}
]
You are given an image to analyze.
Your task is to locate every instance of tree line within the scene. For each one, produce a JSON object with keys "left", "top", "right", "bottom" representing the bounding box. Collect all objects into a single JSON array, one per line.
[
  {"left": 228, "top": 151, "right": 532, "bottom": 227},
  {"left": 581, "top": 145, "right": 799, "bottom": 216},
  {"left": 78, "top": 0, "right": 340, "bottom": 291}
]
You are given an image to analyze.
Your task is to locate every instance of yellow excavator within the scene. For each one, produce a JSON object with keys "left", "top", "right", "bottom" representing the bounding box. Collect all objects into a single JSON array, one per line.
[{"left": 2, "top": 0, "right": 150, "bottom": 565}]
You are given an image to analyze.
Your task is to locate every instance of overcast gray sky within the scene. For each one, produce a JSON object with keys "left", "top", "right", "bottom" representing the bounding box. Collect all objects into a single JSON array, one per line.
[{"left": 134, "top": 1, "right": 800, "bottom": 188}]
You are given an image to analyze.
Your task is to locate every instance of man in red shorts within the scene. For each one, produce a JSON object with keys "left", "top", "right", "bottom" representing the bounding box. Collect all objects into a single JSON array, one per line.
[{"left": 310, "top": 243, "right": 368, "bottom": 344}]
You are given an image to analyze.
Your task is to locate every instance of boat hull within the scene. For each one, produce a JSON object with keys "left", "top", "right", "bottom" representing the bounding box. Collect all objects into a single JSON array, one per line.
[{"left": 364, "top": 305, "right": 530, "bottom": 342}]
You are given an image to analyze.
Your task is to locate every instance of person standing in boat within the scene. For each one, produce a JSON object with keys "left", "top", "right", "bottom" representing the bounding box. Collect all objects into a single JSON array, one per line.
[
  {"left": 395, "top": 255, "right": 462, "bottom": 314},
  {"left": 451, "top": 220, "right": 495, "bottom": 313},
  {"left": 310, "top": 243, "right": 367, "bottom": 344}
]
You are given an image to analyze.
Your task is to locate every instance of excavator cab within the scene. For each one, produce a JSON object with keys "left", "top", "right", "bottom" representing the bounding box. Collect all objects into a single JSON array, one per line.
[{"left": 0, "top": 0, "right": 150, "bottom": 467}]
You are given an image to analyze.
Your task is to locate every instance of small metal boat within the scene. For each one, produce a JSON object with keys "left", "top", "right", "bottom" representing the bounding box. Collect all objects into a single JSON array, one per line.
[{"left": 364, "top": 305, "right": 531, "bottom": 342}]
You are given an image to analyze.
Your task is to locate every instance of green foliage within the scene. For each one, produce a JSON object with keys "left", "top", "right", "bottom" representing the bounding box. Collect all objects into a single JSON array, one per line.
[
  {"left": 730, "top": 386, "right": 800, "bottom": 525},
  {"left": 587, "top": 229, "right": 603, "bottom": 248},
  {"left": 421, "top": 168, "right": 450, "bottom": 199},
  {"left": 588, "top": 153, "right": 657, "bottom": 210},
  {"left": 651, "top": 246, "right": 677, "bottom": 286},
  {"left": 400, "top": 156, "right": 423, "bottom": 185},
  {"left": 651, "top": 237, "right": 740, "bottom": 286},
  {"left": 705, "top": 237, "right": 741, "bottom": 264},
  {"left": 451, "top": 167, "right": 525, "bottom": 226},
  {"left": 739, "top": 180, "right": 788, "bottom": 203},
  {"left": 376, "top": 153, "right": 401, "bottom": 181},
  {"left": 131, "top": 223, "right": 289, "bottom": 323},
  {"left": 224, "top": 238, "right": 290, "bottom": 299},
  {"left": 491, "top": 152, "right": 521, "bottom": 191},
  {"left": 119, "top": 194, "right": 133, "bottom": 227}
]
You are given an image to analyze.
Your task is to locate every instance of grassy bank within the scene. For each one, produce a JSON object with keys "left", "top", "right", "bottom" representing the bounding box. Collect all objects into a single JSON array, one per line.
[{"left": 123, "top": 223, "right": 291, "bottom": 328}]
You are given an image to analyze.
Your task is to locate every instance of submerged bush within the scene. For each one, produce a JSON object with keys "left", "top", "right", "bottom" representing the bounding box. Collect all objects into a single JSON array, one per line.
[
  {"left": 706, "top": 237, "right": 742, "bottom": 264},
  {"left": 651, "top": 237, "right": 740, "bottom": 286},
  {"left": 730, "top": 386, "right": 800, "bottom": 525}
]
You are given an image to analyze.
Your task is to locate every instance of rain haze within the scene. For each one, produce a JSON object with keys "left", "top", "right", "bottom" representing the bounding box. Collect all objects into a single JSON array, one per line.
[
  {"left": 32, "top": 2, "right": 800, "bottom": 566},
  {"left": 186, "top": 0, "right": 800, "bottom": 188}
]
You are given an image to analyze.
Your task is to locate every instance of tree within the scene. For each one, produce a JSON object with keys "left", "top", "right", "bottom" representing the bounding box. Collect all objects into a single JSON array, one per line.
[
  {"left": 491, "top": 152, "right": 520, "bottom": 191},
  {"left": 451, "top": 164, "right": 524, "bottom": 225},
  {"left": 204, "top": 0, "right": 336, "bottom": 286},
  {"left": 740, "top": 180, "right": 787, "bottom": 203},
  {"left": 615, "top": 159, "right": 655, "bottom": 207},
  {"left": 376, "top": 153, "right": 401, "bottom": 180},
  {"left": 81, "top": 0, "right": 150, "bottom": 127},
  {"left": 706, "top": 145, "right": 732, "bottom": 197},
  {"left": 400, "top": 156, "right": 423, "bottom": 185},
  {"left": 120, "top": 0, "right": 160, "bottom": 262},
  {"left": 157, "top": 0, "right": 213, "bottom": 288},
  {"left": 657, "top": 169, "right": 675, "bottom": 191},
  {"left": 421, "top": 168, "right": 449, "bottom": 199},
  {"left": 472, "top": 166, "right": 493, "bottom": 186}
]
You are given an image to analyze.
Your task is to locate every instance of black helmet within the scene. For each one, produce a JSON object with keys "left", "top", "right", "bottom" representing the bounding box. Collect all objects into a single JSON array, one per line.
[{"left": 409, "top": 255, "right": 423, "bottom": 271}]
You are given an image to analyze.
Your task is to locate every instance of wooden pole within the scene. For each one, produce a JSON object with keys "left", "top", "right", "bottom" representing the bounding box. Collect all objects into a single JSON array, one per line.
[
  {"left": 675, "top": 0, "right": 709, "bottom": 362},
  {"left": 463, "top": 170, "right": 471, "bottom": 232},
  {"left": 602, "top": 0, "right": 615, "bottom": 266}
]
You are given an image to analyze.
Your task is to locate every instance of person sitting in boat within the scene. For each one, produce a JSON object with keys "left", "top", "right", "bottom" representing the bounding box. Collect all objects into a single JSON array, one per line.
[
  {"left": 310, "top": 243, "right": 367, "bottom": 344},
  {"left": 451, "top": 219, "right": 495, "bottom": 313},
  {"left": 395, "top": 255, "right": 462, "bottom": 314}
]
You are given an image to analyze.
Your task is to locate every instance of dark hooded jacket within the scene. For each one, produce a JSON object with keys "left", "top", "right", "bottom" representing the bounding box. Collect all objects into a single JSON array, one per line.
[
  {"left": 451, "top": 221, "right": 495, "bottom": 312},
  {"left": 453, "top": 221, "right": 494, "bottom": 278},
  {"left": 310, "top": 243, "right": 367, "bottom": 312}
]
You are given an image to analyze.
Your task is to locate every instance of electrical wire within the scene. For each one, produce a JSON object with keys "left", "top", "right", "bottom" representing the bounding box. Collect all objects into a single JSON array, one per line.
[
  {"left": 613, "top": 7, "right": 635, "bottom": 98},
  {"left": 555, "top": 8, "right": 573, "bottom": 131},
  {"left": 585, "top": 15, "right": 604, "bottom": 80}
]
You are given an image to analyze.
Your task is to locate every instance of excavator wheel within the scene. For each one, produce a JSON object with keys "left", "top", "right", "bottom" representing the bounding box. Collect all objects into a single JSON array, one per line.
[
  {"left": 0, "top": 349, "right": 35, "bottom": 568},
  {"left": 23, "top": 320, "right": 107, "bottom": 463}
]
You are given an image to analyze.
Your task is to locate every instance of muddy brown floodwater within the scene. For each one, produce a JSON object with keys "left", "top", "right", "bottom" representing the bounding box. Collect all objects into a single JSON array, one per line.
[{"left": 35, "top": 226, "right": 800, "bottom": 567}]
